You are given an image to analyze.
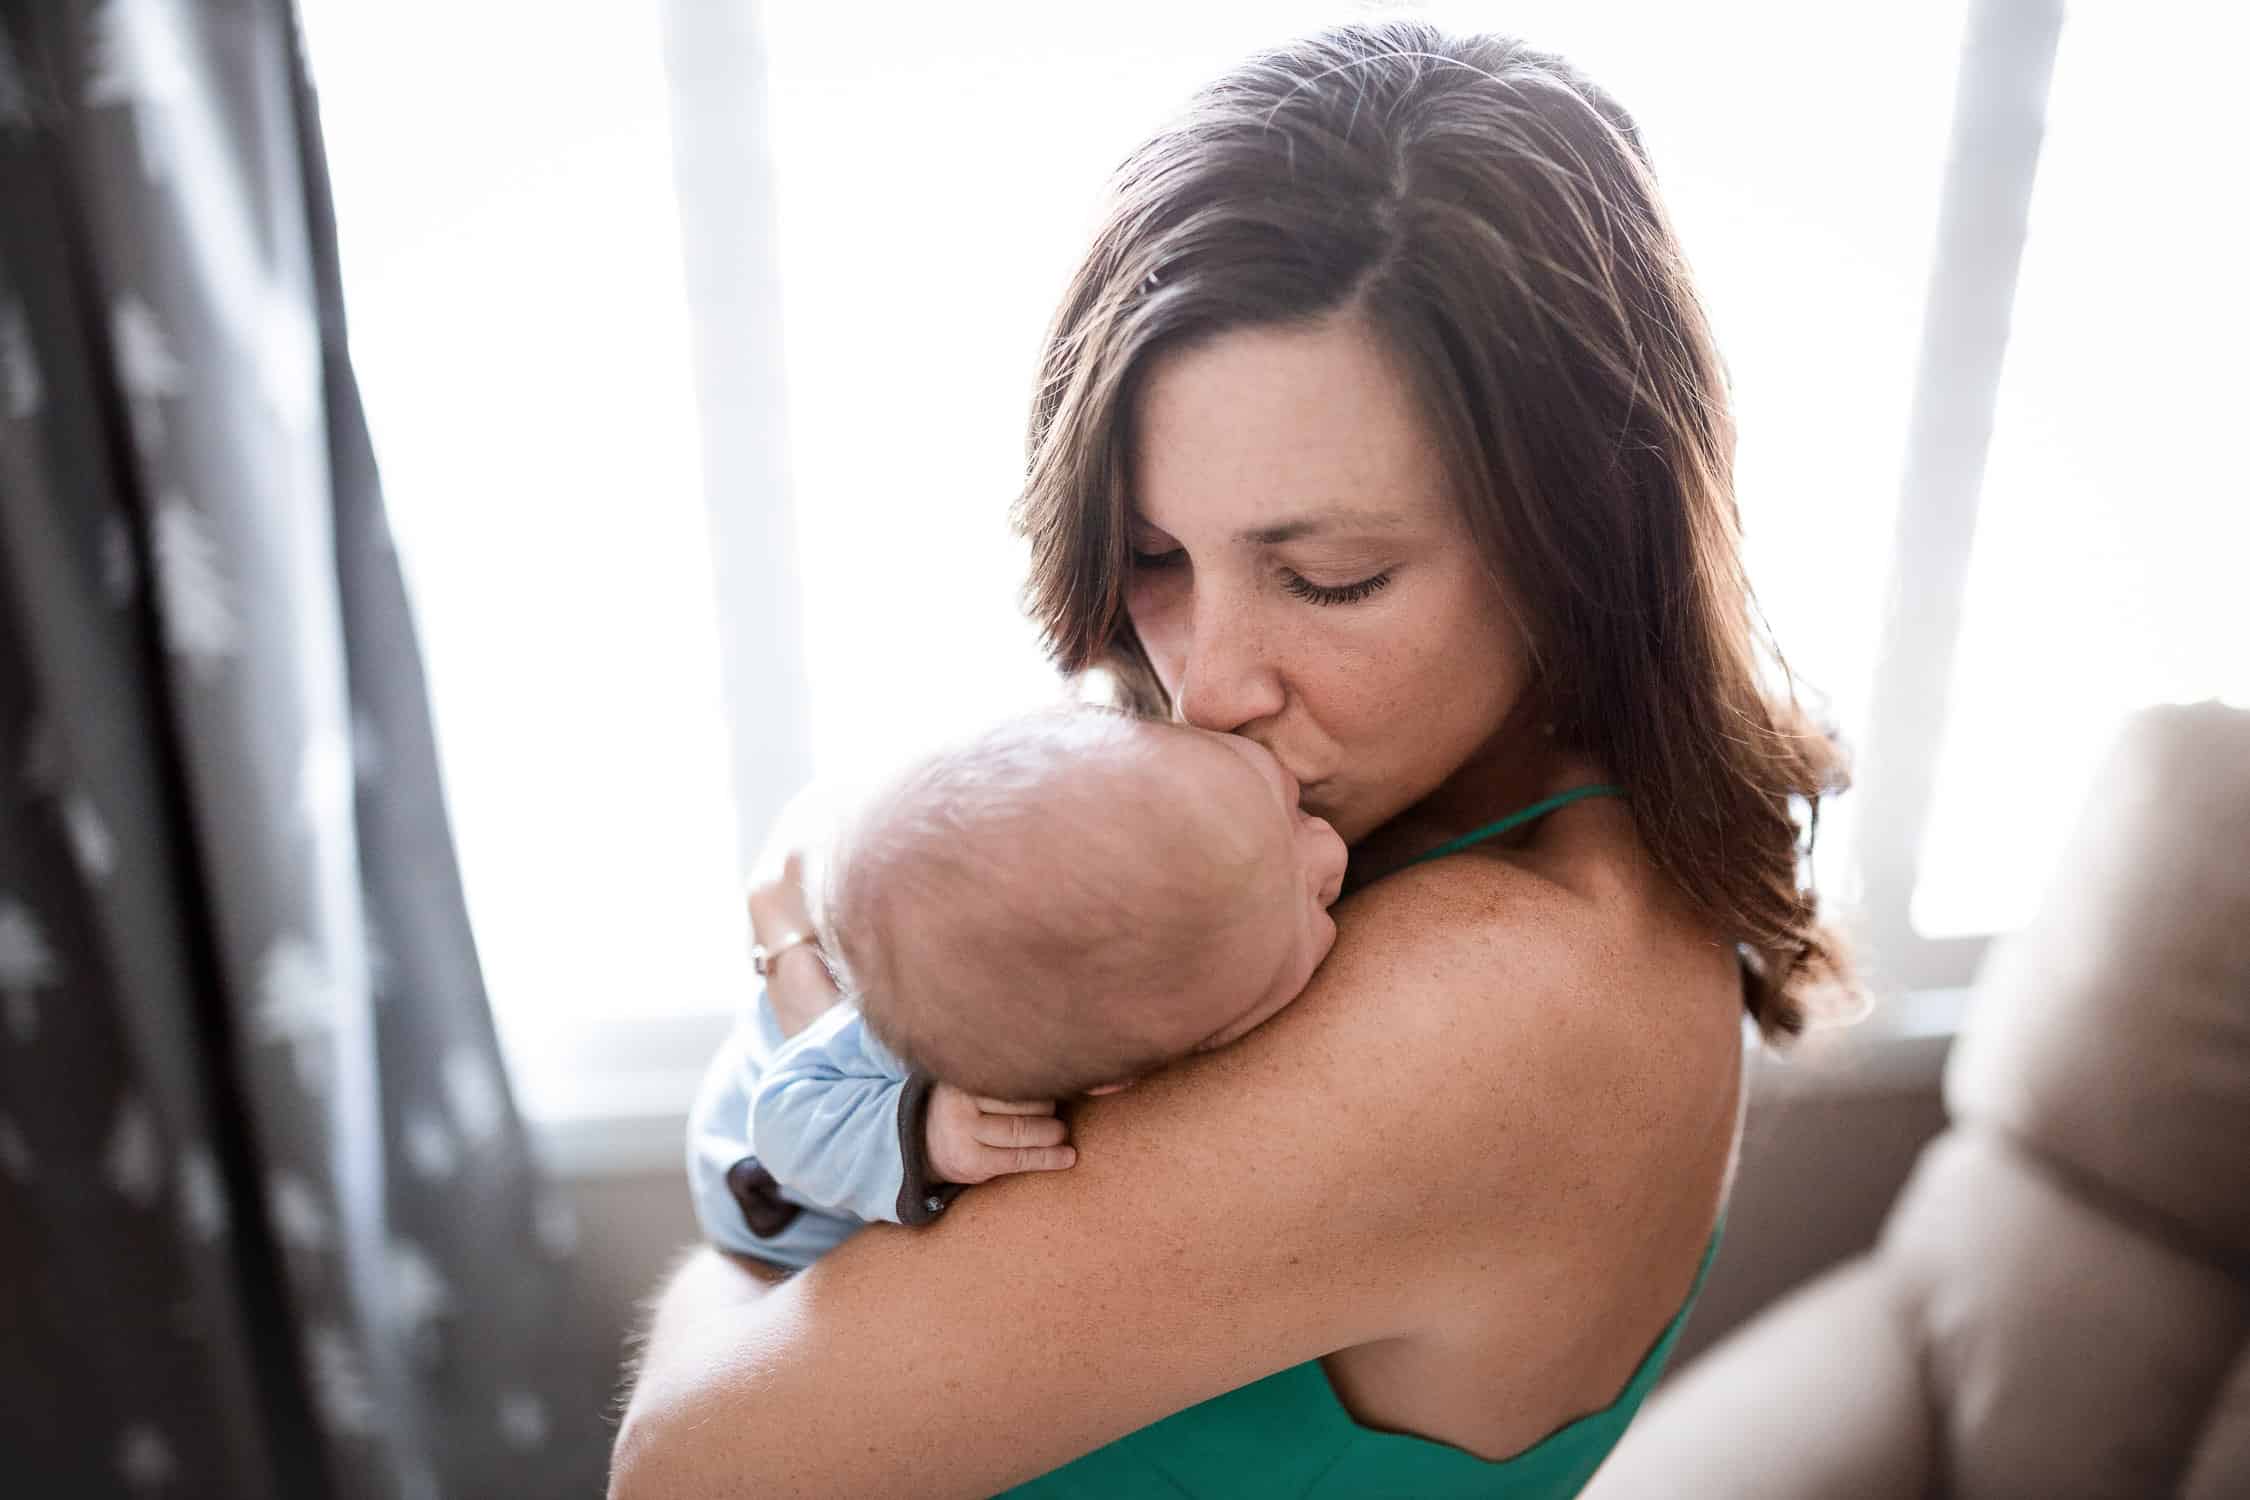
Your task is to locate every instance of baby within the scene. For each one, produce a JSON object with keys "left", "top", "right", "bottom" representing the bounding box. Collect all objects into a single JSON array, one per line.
[{"left": 686, "top": 706, "right": 1349, "bottom": 1270}]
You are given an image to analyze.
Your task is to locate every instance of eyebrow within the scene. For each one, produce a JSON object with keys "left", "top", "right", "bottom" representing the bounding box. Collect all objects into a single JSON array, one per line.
[{"left": 1231, "top": 509, "right": 1410, "bottom": 546}]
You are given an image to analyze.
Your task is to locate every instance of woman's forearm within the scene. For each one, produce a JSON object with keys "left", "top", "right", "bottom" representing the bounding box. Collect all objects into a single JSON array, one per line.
[{"left": 609, "top": 1247, "right": 788, "bottom": 1499}]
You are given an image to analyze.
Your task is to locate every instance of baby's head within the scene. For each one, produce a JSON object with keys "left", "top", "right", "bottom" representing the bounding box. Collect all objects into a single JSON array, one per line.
[{"left": 818, "top": 708, "right": 1348, "bottom": 1099}]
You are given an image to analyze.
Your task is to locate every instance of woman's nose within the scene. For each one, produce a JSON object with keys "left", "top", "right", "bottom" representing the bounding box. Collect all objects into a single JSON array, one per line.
[{"left": 1171, "top": 596, "right": 1286, "bottom": 732}]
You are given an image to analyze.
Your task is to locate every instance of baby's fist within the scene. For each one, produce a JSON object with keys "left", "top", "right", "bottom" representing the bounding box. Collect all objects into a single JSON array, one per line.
[{"left": 925, "top": 1084, "right": 1076, "bottom": 1185}]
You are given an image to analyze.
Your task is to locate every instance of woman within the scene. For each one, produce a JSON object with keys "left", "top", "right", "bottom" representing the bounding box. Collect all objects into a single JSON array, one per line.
[{"left": 612, "top": 19, "right": 1850, "bottom": 1498}]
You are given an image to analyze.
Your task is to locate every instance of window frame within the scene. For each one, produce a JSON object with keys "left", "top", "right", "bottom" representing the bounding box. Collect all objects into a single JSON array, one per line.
[{"left": 1848, "top": 0, "right": 2066, "bottom": 993}]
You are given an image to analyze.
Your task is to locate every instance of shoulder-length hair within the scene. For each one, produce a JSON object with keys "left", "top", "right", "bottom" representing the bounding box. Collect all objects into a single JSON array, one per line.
[{"left": 1012, "top": 19, "right": 1853, "bottom": 1038}]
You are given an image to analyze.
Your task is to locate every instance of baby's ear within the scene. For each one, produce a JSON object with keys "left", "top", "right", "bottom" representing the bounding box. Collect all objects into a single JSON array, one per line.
[{"left": 1084, "top": 1078, "right": 1139, "bottom": 1096}]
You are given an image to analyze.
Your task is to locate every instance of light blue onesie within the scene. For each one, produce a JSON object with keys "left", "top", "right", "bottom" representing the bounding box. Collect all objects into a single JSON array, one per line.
[{"left": 686, "top": 985, "right": 959, "bottom": 1270}]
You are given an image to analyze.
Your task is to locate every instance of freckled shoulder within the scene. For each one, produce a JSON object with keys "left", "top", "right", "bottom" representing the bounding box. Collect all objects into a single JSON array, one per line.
[
  {"left": 1306, "top": 845, "right": 1669, "bottom": 1070},
  {"left": 1243, "top": 842, "right": 1740, "bottom": 1286}
]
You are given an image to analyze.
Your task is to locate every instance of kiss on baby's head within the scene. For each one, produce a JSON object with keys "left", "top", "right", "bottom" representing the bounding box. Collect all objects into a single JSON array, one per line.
[{"left": 817, "top": 707, "right": 1348, "bottom": 1101}]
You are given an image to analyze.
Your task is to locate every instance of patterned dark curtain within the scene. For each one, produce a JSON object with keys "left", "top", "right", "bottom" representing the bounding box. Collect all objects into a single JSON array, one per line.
[{"left": 0, "top": 2, "right": 612, "bottom": 1494}]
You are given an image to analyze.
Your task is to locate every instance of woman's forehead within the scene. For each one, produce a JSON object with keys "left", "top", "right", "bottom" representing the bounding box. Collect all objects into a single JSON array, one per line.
[{"left": 1128, "top": 313, "right": 1455, "bottom": 539}]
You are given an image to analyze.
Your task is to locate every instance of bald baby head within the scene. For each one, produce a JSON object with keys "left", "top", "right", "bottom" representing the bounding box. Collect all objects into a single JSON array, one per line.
[{"left": 818, "top": 709, "right": 1272, "bottom": 1100}]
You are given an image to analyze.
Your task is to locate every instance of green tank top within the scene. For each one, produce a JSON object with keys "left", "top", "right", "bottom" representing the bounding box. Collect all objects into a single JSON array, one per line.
[{"left": 1001, "top": 783, "right": 1726, "bottom": 1499}]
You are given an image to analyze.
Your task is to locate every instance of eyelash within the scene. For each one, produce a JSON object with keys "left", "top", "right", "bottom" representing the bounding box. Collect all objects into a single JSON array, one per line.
[
  {"left": 1128, "top": 550, "right": 1394, "bottom": 607},
  {"left": 1282, "top": 569, "right": 1393, "bottom": 606}
]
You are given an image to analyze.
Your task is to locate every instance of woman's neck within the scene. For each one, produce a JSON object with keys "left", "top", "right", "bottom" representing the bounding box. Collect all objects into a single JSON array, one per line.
[{"left": 1343, "top": 720, "right": 1605, "bottom": 894}]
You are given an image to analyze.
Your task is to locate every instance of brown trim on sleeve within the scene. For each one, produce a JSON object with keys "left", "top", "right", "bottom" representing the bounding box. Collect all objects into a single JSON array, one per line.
[
  {"left": 896, "top": 1070, "right": 966, "bottom": 1226},
  {"left": 724, "top": 1157, "right": 804, "bottom": 1239}
]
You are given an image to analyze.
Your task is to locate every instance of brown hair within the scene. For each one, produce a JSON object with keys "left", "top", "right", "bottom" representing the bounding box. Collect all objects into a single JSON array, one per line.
[{"left": 1010, "top": 19, "right": 1854, "bottom": 1039}]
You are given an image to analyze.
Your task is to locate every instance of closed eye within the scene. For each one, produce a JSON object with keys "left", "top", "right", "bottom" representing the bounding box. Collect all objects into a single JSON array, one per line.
[
  {"left": 1282, "top": 569, "right": 1393, "bottom": 606},
  {"left": 1129, "top": 547, "right": 1391, "bottom": 605}
]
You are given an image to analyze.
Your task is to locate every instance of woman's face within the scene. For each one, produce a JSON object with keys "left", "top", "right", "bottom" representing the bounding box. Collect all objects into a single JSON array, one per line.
[{"left": 1125, "top": 312, "right": 1532, "bottom": 847}]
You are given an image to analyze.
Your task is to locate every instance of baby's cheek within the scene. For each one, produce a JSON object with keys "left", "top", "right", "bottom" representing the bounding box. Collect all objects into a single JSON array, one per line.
[{"left": 1286, "top": 914, "right": 1338, "bottom": 1001}]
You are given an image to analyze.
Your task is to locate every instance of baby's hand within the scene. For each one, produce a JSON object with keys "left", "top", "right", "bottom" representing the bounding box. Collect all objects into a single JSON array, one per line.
[{"left": 925, "top": 1084, "right": 1076, "bottom": 1185}]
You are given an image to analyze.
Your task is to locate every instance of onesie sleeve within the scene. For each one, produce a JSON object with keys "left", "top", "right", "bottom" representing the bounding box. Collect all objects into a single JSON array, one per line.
[
  {"left": 683, "top": 991, "right": 783, "bottom": 1249},
  {"left": 748, "top": 1002, "right": 962, "bottom": 1226}
]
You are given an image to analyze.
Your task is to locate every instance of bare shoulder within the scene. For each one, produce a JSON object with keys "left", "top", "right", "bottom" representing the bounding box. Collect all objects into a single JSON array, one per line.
[
  {"left": 1001, "top": 817, "right": 1737, "bottom": 1301},
  {"left": 1275, "top": 831, "right": 1744, "bottom": 1450},
  {"left": 1279, "top": 823, "right": 1744, "bottom": 1310},
  {"left": 1313, "top": 829, "right": 1739, "bottom": 1135}
]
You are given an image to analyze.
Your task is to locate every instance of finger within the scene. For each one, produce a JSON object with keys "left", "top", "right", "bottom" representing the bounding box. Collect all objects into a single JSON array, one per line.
[
  {"left": 974, "top": 1098, "right": 1056, "bottom": 1115},
  {"left": 976, "top": 1144, "right": 1076, "bottom": 1176},
  {"left": 972, "top": 1112, "right": 1068, "bottom": 1150}
]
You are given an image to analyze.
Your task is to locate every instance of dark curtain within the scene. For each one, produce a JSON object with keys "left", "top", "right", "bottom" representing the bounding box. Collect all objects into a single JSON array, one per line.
[{"left": 0, "top": 3, "right": 612, "bottom": 1494}]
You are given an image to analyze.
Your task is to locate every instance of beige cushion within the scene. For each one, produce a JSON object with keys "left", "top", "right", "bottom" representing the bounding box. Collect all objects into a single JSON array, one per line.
[
  {"left": 1882, "top": 1131, "right": 2247, "bottom": 1499},
  {"left": 2184, "top": 1342, "right": 2250, "bottom": 1500},
  {"left": 1594, "top": 702, "right": 2250, "bottom": 1499},
  {"left": 1580, "top": 1259, "right": 1931, "bottom": 1500},
  {"left": 1947, "top": 699, "right": 2250, "bottom": 1260}
]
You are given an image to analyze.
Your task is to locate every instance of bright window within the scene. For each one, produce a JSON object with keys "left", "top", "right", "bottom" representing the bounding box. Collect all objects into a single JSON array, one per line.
[
  {"left": 1913, "top": 0, "right": 2250, "bottom": 937},
  {"left": 300, "top": 2, "right": 748, "bottom": 1115}
]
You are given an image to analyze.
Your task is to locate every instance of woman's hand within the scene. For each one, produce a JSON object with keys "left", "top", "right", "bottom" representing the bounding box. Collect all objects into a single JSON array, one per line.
[
  {"left": 749, "top": 781, "right": 831, "bottom": 921},
  {"left": 924, "top": 1086, "right": 1076, "bottom": 1184},
  {"left": 749, "top": 782, "right": 843, "bottom": 1037}
]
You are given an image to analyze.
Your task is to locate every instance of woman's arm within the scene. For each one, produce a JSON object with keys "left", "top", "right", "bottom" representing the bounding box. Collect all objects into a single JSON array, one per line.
[{"left": 612, "top": 862, "right": 1664, "bottom": 1499}]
